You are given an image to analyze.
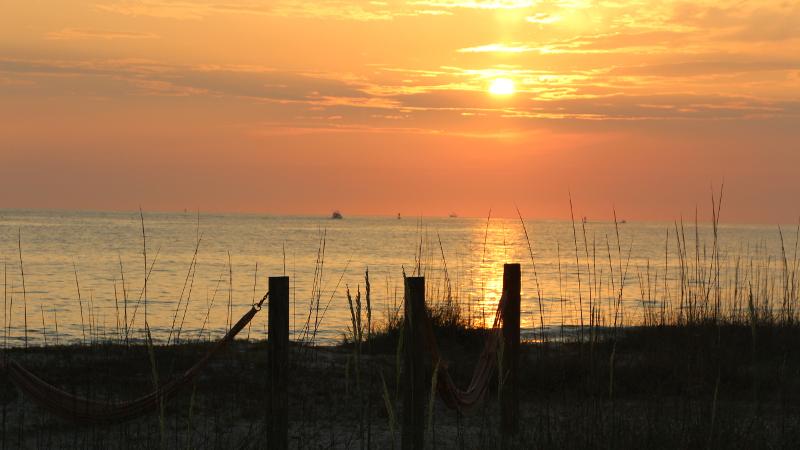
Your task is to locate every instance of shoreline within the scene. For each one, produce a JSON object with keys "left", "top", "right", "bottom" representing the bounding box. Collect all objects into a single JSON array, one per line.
[{"left": 2, "top": 322, "right": 800, "bottom": 448}]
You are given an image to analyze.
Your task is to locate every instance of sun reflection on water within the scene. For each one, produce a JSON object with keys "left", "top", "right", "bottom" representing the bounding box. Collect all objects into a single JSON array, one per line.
[{"left": 468, "top": 219, "right": 521, "bottom": 328}]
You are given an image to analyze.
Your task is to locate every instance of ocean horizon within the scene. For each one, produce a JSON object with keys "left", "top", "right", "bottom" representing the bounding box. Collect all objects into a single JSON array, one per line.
[{"left": 0, "top": 208, "right": 791, "bottom": 347}]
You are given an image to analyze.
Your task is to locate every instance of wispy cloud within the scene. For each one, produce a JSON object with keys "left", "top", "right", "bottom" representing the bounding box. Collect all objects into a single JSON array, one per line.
[
  {"left": 0, "top": 58, "right": 373, "bottom": 104},
  {"left": 525, "top": 12, "right": 560, "bottom": 24},
  {"left": 670, "top": 1, "right": 800, "bottom": 42},
  {"left": 4, "top": 0, "right": 800, "bottom": 138},
  {"left": 95, "top": 0, "right": 451, "bottom": 21},
  {"left": 608, "top": 59, "right": 800, "bottom": 77},
  {"left": 409, "top": 0, "right": 537, "bottom": 10},
  {"left": 95, "top": 1, "right": 220, "bottom": 20},
  {"left": 457, "top": 43, "right": 535, "bottom": 53},
  {"left": 45, "top": 28, "right": 160, "bottom": 40}
]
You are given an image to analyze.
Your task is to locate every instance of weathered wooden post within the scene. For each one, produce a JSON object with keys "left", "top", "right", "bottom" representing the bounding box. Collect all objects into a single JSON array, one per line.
[
  {"left": 501, "top": 263, "right": 520, "bottom": 436},
  {"left": 402, "top": 276, "right": 426, "bottom": 450},
  {"left": 268, "top": 276, "right": 289, "bottom": 450}
]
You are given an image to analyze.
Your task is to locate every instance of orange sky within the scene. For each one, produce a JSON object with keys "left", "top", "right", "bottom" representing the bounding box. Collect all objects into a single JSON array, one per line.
[{"left": 1, "top": 0, "right": 798, "bottom": 222}]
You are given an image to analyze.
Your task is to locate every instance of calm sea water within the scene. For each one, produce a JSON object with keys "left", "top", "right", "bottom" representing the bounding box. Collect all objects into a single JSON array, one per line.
[{"left": 0, "top": 209, "right": 792, "bottom": 346}]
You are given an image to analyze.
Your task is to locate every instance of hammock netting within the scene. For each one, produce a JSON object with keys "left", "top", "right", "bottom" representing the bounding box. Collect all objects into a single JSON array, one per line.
[
  {"left": 0, "top": 288, "right": 511, "bottom": 423},
  {"left": 0, "top": 293, "right": 267, "bottom": 425},
  {"left": 420, "top": 292, "right": 507, "bottom": 414}
]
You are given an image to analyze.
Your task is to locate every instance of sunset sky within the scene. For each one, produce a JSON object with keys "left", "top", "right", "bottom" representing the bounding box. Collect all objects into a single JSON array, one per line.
[{"left": 1, "top": 1, "right": 798, "bottom": 222}]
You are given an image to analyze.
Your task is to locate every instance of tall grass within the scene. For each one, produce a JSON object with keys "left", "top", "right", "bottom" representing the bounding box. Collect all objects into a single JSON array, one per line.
[{"left": 17, "top": 231, "right": 27, "bottom": 349}]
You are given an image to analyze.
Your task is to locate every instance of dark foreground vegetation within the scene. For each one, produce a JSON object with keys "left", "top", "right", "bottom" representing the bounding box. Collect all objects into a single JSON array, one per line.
[{"left": 2, "top": 317, "right": 800, "bottom": 449}]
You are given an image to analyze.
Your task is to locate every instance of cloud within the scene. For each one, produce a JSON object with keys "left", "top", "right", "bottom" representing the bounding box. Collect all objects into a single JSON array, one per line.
[
  {"left": 670, "top": 1, "right": 800, "bottom": 42},
  {"left": 3, "top": 54, "right": 797, "bottom": 130},
  {"left": 725, "top": 4, "right": 800, "bottom": 42},
  {"left": 520, "top": 30, "right": 697, "bottom": 56},
  {"left": 0, "top": 77, "right": 35, "bottom": 87},
  {"left": 0, "top": 58, "right": 373, "bottom": 104},
  {"left": 525, "top": 12, "right": 560, "bottom": 24},
  {"left": 457, "top": 43, "right": 536, "bottom": 53},
  {"left": 261, "top": 1, "right": 397, "bottom": 21},
  {"left": 408, "top": 0, "right": 537, "bottom": 10},
  {"left": 367, "top": 74, "right": 799, "bottom": 122},
  {"left": 456, "top": 31, "right": 694, "bottom": 57},
  {"left": 95, "top": 0, "right": 448, "bottom": 21},
  {"left": 44, "top": 28, "right": 160, "bottom": 40},
  {"left": 608, "top": 59, "right": 800, "bottom": 77},
  {"left": 522, "top": 94, "right": 800, "bottom": 121},
  {"left": 95, "top": 1, "right": 220, "bottom": 20}
]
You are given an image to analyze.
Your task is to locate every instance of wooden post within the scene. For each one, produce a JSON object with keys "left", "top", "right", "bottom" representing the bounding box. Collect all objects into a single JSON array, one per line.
[
  {"left": 402, "top": 276, "right": 426, "bottom": 450},
  {"left": 501, "top": 263, "right": 520, "bottom": 436},
  {"left": 268, "top": 276, "right": 289, "bottom": 450}
]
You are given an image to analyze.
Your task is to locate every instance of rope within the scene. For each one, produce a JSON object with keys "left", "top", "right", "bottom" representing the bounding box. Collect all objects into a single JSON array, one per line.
[
  {"left": 417, "top": 293, "right": 507, "bottom": 414},
  {"left": 1, "top": 291, "right": 269, "bottom": 425}
]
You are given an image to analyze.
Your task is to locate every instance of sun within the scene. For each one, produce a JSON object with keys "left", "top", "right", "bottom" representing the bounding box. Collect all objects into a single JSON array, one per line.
[{"left": 488, "top": 78, "right": 515, "bottom": 96}]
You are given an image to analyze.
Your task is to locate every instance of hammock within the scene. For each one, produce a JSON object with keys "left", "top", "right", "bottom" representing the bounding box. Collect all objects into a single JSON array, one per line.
[
  {"left": 0, "top": 292, "right": 268, "bottom": 425},
  {"left": 419, "top": 293, "right": 507, "bottom": 414}
]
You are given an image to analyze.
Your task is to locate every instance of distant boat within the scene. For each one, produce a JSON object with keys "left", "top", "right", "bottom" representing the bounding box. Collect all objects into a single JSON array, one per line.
[
  {"left": 397, "top": 213, "right": 402, "bottom": 220},
  {"left": 331, "top": 210, "right": 343, "bottom": 219},
  {"left": 449, "top": 212, "right": 458, "bottom": 218},
  {"left": 619, "top": 219, "right": 627, "bottom": 224}
]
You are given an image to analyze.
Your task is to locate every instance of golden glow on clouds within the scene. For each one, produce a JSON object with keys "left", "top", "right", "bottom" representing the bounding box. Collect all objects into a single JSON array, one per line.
[
  {"left": 1, "top": 0, "right": 799, "bottom": 218},
  {"left": 458, "top": 43, "right": 534, "bottom": 53},
  {"left": 45, "top": 28, "right": 160, "bottom": 41},
  {"left": 410, "top": 0, "right": 537, "bottom": 9},
  {"left": 526, "top": 13, "right": 560, "bottom": 24},
  {"left": 2, "top": 0, "right": 796, "bottom": 130},
  {"left": 488, "top": 78, "right": 515, "bottom": 96}
]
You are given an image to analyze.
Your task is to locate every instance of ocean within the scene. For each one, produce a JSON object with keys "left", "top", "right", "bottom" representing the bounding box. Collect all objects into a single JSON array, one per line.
[{"left": 0, "top": 209, "right": 792, "bottom": 346}]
